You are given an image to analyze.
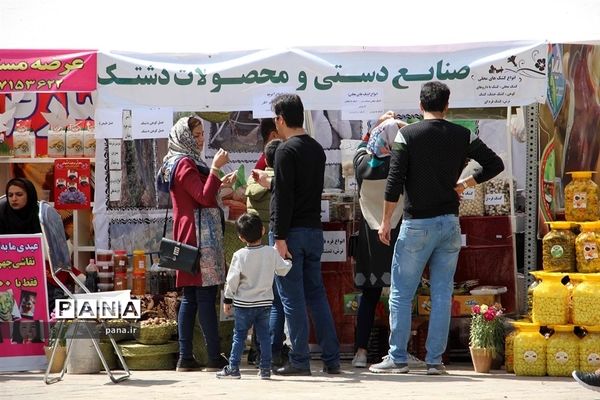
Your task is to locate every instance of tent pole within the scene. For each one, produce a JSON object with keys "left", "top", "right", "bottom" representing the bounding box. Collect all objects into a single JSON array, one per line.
[{"left": 523, "top": 104, "right": 540, "bottom": 315}]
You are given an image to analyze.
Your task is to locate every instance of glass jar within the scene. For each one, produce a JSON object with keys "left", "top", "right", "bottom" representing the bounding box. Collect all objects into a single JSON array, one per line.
[
  {"left": 542, "top": 222, "right": 577, "bottom": 272},
  {"left": 113, "top": 250, "right": 128, "bottom": 274},
  {"left": 572, "top": 273, "right": 600, "bottom": 325},
  {"left": 579, "top": 326, "right": 600, "bottom": 373},
  {"left": 513, "top": 322, "right": 547, "bottom": 376},
  {"left": 113, "top": 250, "right": 128, "bottom": 291},
  {"left": 531, "top": 271, "right": 570, "bottom": 326},
  {"left": 576, "top": 222, "right": 600, "bottom": 273},
  {"left": 546, "top": 325, "right": 579, "bottom": 376},
  {"left": 131, "top": 250, "right": 146, "bottom": 296},
  {"left": 564, "top": 171, "right": 600, "bottom": 221},
  {"left": 95, "top": 249, "right": 113, "bottom": 292}
]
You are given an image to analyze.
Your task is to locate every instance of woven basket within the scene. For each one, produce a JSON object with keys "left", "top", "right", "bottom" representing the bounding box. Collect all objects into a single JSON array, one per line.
[
  {"left": 135, "top": 321, "right": 177, "bottom": 345},
  {"left": 118, "top": 341, "right": 179, "bottom": 370}
]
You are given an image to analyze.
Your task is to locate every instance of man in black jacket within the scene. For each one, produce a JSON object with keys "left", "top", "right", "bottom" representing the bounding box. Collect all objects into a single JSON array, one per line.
[{"left": 370, "top": 81, "right": 504, "bottom": 375}]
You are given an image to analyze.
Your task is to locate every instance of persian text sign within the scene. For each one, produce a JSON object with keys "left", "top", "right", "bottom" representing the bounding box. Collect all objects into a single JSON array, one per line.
[
  {"left": 0, "top": 234, "right": 48, "bottom": 371},
  {"left": 0, "top": 49, "right": 97, "bottom": 93},
  {"left": 97, "top": 42, "right": 547, "bottom": 110}
]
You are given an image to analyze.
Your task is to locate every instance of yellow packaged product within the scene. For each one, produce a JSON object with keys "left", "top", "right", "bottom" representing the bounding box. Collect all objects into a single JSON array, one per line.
[
  {"left": 572, "top": 273, "right": 600, "bottom": 325},
  {"left": 579, "top": 326, "right": 600, "bottom": 373},
  {"left": 505, "top": 330, "right": 517, "bottom": 373},
  {"left": 513, "top": 322, "right": 546, "bottom": 376},
  {"left": 565, "top": 171, "right": 600, "bottom": 222},
  {"left": 546, "top": 325, "right": 579, "bottom": 376},
  {"left": 575, "top": 222, "right": 600, "bottom": 273},
  {"left": 542, "top": 222, "right": 577, "bottom": 272},
  {"left": 531, "top": 271, "right": 569, "bottom": 326}
]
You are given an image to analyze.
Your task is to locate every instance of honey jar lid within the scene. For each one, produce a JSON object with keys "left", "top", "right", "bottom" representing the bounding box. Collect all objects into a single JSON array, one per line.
[
  {"left": 579, "top": 221, "right": 600, "bottom": 231},
  {"left": 568, "top": 171, "right": 595, "bottom": 179},
  {"left": 548, "top": 221, "right": 576, "bottom": 230}
]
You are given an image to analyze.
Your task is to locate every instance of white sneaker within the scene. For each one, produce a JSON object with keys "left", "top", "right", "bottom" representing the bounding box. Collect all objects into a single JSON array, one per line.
[
  {"left": 352, "top": 352, "right": 367, "bottom": 368},
  {"left": 369, "top": 356, "right": 409, "bottom": 374},
  {"left": 407, "top": 354, "right": 427, "bottom": 369},
  {"left": 426, "top": 364, "right": 448, "bottom": 375}
]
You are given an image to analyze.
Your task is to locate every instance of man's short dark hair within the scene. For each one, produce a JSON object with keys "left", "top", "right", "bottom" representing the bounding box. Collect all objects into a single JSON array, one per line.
[
  {"left": 271, "top": 94, "right": 304, "bottom": 129},
  {"left": 264, "top": 139, "right": 282, "bottom": 168},
  {"left": 259, "top": 118, "right": 277, "bottom": 144},
  {"left": 236, "top": 213, "right": 263, "bottom": 243},
  {"left": 420, "top": 81, "right": 450, "bottom": 113}
]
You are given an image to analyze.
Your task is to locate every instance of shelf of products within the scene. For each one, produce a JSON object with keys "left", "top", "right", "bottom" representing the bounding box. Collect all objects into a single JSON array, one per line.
[{"left": 0, "top": 157, "right": 96, "bottom": 271}]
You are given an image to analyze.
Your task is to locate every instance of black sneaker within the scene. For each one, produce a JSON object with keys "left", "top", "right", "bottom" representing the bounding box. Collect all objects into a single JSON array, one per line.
[
  {"left": 322, "top": 364, "right": 342, "bottom": 374},
  {"left": 272, "top": 352, "right": 286, "bottom": 368},
  {"left": 573, "top": 370, "right": 600, "bottom": 392},
  {"left": 258, "top": 368, "right": 271, "bottom": 380},
  {"left": 216, "top": 366, "right": 241, "bottom": 379},
  {"left": 204, "top": 354, "right": 229, "bottom": 372},
  {"left": 176, "top": 357, "right": 202, "bottom": 372},
  {"left": 273, "top": 364, "right": 312, "bottom": 376}
]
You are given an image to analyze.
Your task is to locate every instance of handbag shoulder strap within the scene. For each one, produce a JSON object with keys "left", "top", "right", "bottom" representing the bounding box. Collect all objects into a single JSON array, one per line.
[{"left": 162, "top": 196, "right": 171, "bottom": 238}]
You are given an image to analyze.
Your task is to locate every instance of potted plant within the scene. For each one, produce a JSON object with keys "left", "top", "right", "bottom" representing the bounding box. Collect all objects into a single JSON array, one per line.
[{"left": 469, "top": 303, "right": 505, "bottom": 373}]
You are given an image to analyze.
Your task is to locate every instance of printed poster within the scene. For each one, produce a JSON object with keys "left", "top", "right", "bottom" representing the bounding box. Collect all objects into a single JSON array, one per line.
[
  {"left": 0, "top": 234, "right": 48, "bottom": 372},
  {"left": 53, "top": 158, "right": 91, "bottom": 210}
]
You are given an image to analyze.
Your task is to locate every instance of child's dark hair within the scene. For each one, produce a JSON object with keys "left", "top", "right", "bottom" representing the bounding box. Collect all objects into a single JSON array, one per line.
[
  {"left": 264, "top": 139, "right": 283, "bottom": 168},
  {"left": 235, "top": 213, "right": 263, "bottom": 243}
]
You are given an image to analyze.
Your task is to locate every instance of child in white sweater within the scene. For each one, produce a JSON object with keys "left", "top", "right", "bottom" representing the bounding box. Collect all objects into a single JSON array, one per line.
[{"left": 217, "top": 213, "right": 291, "bottom": 380}]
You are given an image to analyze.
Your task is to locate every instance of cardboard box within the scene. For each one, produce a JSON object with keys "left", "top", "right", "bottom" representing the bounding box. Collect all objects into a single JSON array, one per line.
[
  {"left": 417, "top": 294, "right": 500, "bottom": 317},
  {"left": 343, "top": 292, "right": 389, "bottom": 317}
]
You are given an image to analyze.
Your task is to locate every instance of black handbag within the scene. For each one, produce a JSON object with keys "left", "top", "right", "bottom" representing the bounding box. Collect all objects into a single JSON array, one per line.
[{"left": 158, "top": 201, "right": 200, "bottom": 274}]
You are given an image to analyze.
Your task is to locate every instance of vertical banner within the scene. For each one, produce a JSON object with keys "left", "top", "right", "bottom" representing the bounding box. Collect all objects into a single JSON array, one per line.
[
  {"left": 53, "top": 158, "right": 92, "bottom": 210},
  {"left": 0, "top": 50, "right": 97, "bottom": 93},
  {"left": 0, "top": 234, "right": 48, "bottom": 372}
]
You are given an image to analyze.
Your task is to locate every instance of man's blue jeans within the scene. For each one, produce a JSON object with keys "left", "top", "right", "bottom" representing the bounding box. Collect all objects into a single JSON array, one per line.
[
  {"left": 229, "top": 306, "right": 271, "bottom": 370},
  {"left": 387, "top": 215, "right": 461, "bottom": 365},
  {"left": 178, "top": 285, "right": 220, "bottom": 361},
  {"left": 275, "top": 227, "right": 340, "bottom": 369}
]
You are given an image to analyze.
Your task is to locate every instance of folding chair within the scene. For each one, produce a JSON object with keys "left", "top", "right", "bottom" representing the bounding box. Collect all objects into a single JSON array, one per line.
[{"left": 38, "top": 200, "right": 131, "bottom": 384}]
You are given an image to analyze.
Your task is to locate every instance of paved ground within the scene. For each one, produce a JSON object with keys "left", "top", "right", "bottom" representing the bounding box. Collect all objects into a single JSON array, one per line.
[{"left": 2, "top": 361, "right": 600, "bottom": 400}]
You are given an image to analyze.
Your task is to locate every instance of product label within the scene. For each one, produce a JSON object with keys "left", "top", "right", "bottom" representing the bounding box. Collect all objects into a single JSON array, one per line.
[
  {"left": 551, "top": 245, "right": 564, "bottom": 258},
  {"left": 462, "top": 188, "right": 476, "bottom": 201},
  {"left": 554, "top": 351, "right": 569, "bottom": 364},
  {"left": 587, "top": 352, "right": 600, "bottom": 366},
  {"left": 484, "top": 193, "right": 505, "bottom": 206},
  {"left": 573, "top": 192, "right": 588, "bottom": 209},
  {"left": 583, "top": 242, "right": 599, "bottom": 260},
  {"left": 523, "top": 350, "right": 538, "bottom": 363}
]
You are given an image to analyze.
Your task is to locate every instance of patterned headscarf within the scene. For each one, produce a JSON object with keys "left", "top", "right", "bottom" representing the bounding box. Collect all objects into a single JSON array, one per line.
[
  {"left": 163, "top": 116, "right": 207, "bottom": 167},
  {"left": 158, "top": 116, "right": 209, "bottom": 191},
  {"left": 366, "top": 118, "right": 400, "bottom": 158}
]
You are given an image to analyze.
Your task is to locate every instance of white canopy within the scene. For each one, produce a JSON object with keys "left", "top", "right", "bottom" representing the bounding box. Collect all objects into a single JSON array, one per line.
[{"left": 2, "top": 0, "right": 600, "bottom": 53}]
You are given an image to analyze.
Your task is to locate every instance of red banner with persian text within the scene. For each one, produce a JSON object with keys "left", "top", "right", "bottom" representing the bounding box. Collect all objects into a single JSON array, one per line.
[{"left": 0, "top": 50, "right": 97, "bottom": 93}]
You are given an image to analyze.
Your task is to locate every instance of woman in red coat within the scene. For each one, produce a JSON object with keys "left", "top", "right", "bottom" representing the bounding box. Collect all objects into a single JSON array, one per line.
[{"left": 159, "top": 116, "right": 235, "bottom": 372}]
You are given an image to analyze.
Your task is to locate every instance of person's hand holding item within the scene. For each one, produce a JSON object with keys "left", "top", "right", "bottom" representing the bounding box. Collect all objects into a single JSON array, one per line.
[
  {"left": 223, "top": 303, "right": 233, "bottom": 316},
  {"left": 211, "top": 148, "right": 230, "bottom": 175},
  {"left": 251, "top": 169, "right": 271, "bottom": 189},
  {"left": 221, "top": 171, "right": 237, "bottom": 188}
]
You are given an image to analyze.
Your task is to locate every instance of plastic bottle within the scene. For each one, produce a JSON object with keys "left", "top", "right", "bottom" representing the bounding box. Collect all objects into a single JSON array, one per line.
[
  {"left": 513, "top": 322, "right": 547, "bottom": 376},
  {"left": 131, "top": 250, "right": 146, "bottom": 296},
  {"left": 85, "top": 259, "right": 98, "bottom": 292},
  {"left": 546, "top": 325, "right": 579, "bottom": 376},
  {"left": 531, "top": 271, "right": 569, "bottom": 325}
]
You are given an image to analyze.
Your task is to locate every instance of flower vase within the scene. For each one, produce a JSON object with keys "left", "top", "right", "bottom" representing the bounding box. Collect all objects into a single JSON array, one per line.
[
  {"left": 44, "top": 345, "right": 67, "bottom": 373},
  {"left": 469, "top": 346, "right": 493, "bottom": 373}
]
